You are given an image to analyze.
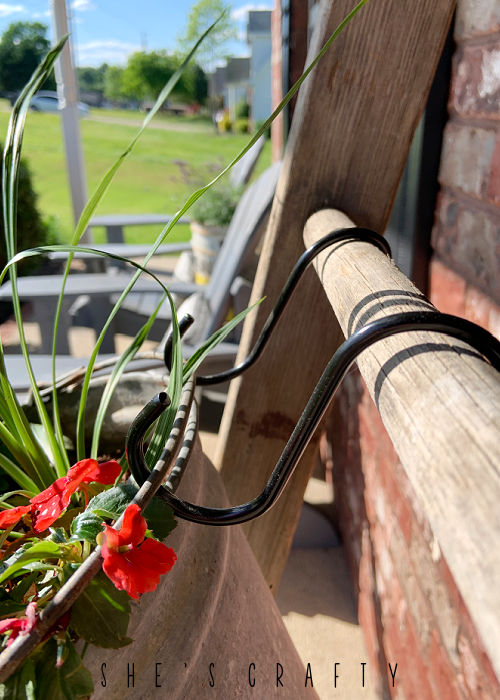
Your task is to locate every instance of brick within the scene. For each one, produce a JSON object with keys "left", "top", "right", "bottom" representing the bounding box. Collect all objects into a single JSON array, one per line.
[
  {"left": 428, "top": 630, "right": 464, "bottom": 700},
  {"left": 439, "top": 123, "right": 496, "bottom": 198},
  {"left": 408, "top": 525, "right": 461, "bottom": 668},
  {"left": 388, "top": 523, "right": 432, "bottom": 650},
  {"left": 464, "top": 284, "right": 495, "bottom": 328},
  {"left": 488, "top": 132, "right": 500, "bottom": 203},
  {"left": 457, "top": 632, "right": 500, "bottom": 700},
  {"left": 455, "top": 0, "right": 500, "bottom": 40},
  {"left": 431, "top": 199, "right": 500, "bottom": 303},
  {"left": 488, "top": 302, "right": 500, "bottom": 339},
  {"left": 400, "top": 613, "right": 438, "bottom": 700},
  {"left": 428, "top": 258, "right": 467, "bottom": 316},
  {"left": 451, "top": 45, "right": 500, "bottom": 119}
]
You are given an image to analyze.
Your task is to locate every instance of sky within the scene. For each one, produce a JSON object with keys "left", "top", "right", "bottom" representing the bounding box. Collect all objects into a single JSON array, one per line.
[{"left": 0, "top": 1, "right": 273, "bottom": 68}]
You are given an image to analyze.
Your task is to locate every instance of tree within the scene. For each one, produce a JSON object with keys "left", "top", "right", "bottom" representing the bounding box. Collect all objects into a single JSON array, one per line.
[
  {"left": 103, "top": 65, "right": 126, "bottom": 104},
  {"left": 0, "top": 22, "right": 55, "bottom": 95},
  {"left": 121, "top": 51, "right": 177, "bottom": 102},
  {"left": 121, "top": 51, "right": 207, "bottom": 104},
  {"left": 177, "top": 0, "right": 237, "bottom": 70},
  {"left": 77, "top": 64, "right": 108, "bottom": 94}
]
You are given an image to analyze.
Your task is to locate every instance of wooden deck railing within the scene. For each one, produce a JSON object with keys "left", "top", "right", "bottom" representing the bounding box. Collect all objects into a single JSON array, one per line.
[{"left": 303, "top": 208, "right": 500, "bottom": 682}]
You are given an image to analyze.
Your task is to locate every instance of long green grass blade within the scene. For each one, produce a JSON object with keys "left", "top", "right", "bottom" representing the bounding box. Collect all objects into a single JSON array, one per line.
[
  {"left": 133, "top": 0, "right": 371, "bottom": 273},
  {"left": 145, "top": 294, "right": 182, "bottom": 468},
  {"left": 182, "top": 300, "right": 262, "bottom": 382},
  {"left": 0, "top": 420, "right": 45, "bottom": 488},
  {"left": 47, "top": 19, "right": 219, "bottom": 461},
  {"left": 0, "top": 453, "right": 39, "bottom": 493},
  {"left": 1, "top": 36, "right": 69, "bottom": 482},
  {"left": 90, "top": 293, "right": 167, "bottom": 459},
  {"left": 68, "top": 0, "right": 371, "bottom": 460},
  {"left": 0, "top": 244, "right": 180, "bottom": 462}
]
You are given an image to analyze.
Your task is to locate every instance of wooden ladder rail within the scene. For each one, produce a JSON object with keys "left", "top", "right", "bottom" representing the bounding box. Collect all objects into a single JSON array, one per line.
[
  {"left": 304, "top": 208, "right": 500, "bottom": 683},
  {"left": 215, "top": 0, "right": 456, "bottom": 593}
]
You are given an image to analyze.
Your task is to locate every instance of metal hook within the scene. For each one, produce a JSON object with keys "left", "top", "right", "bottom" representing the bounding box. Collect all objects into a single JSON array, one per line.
[
  {"left": 163, "top": 313, "right": 194, "bottom": 371},
  {"left": 196, "top": 227, "right": 391, "bottom": 386},
  {"left": 127, "top": 311, "right": 500, "bottom": 526}
]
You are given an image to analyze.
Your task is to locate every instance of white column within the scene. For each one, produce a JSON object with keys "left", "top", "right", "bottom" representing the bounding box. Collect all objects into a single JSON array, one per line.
[{"left": 51, "top": 0, "right": 91, "bottom": 243}]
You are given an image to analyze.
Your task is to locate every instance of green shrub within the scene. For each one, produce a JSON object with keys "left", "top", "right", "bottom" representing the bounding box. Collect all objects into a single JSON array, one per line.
[
  {"left": 190, "top": 182, "right": 241, "bottom": 227},
  {"left": 0, "top": 145, "right": 58, "bottom": 275},
  {"left": 234, "top": 118, "right": 249, "bottom": 134},
  {"left": 235, "top": 100, "right": 250, "bottom": 119},
  {"left": 218, "top": 113, "right": 232, "bottom": 132}
]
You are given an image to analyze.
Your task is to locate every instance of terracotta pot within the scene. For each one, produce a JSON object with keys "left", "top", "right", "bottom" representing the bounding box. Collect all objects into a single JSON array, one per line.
[{"left": 84, "top": 435, "right": 315, "bottom": 698}]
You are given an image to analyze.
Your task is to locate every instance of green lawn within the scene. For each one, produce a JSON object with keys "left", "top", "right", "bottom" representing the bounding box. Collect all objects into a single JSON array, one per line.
[{"left": 0, "top": 107, "right": 271, "bottom": 246}]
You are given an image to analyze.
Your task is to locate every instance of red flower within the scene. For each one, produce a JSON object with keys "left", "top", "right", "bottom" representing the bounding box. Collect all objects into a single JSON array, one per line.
[
  {"left": 31, "top": 459, "right": 121, "bottom": 533},
  {"left": 0, "top": 602, "right": 36, "bottom": 646},
  {"left": 0, "top": 505, "right": 31, "bottom": 530},
  {"left": 98, "top": 504, "right": 176, "bottom": 600}
]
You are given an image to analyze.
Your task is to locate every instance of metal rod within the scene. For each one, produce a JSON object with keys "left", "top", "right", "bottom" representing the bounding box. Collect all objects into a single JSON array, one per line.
[
  {"left": 128, "top": 311, "right": 500, "bottom": 526},
  {"left": 196, "top": 227, "right": 391, "bottom": 386}
]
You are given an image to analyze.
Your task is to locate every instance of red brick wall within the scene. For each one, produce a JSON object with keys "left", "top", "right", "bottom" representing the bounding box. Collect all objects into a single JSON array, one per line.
[
  {"left": 327, "top": 374, "right": 499, "bottom": 699},
  {"left": 430, "top": 0, "right": 500, "bottom": 335},
  {"left": 321, "top": 2, "right": 500, "bottom": 697}
]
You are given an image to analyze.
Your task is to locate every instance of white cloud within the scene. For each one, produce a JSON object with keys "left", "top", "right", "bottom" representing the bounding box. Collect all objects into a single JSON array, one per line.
[
  {"left": 76, "top": 39, "right": 139, "bottom": 67},
  {"left": 231, "top": 3, "right": 272, "bottom": 22},
  {"left": 0, "top": 3, "right": 25, "bottom": 17},
  {"left": 33, "top": 10, "right": 51, "bottom": 18},
  {"left": 71, "top": 0, "right": 94, "bottom": 11}
]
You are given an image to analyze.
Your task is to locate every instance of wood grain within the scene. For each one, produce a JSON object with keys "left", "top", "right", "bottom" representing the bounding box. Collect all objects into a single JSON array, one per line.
[
  {"left": 304, "top": 208, "right": 500, "bottom": 681},
  {"left": 215, "top": 0, "right": 456, "bottom": 592}
]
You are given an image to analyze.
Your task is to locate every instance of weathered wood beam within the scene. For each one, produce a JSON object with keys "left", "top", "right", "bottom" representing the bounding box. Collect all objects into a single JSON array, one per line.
[
  {"left": 304, "top": 208, "right": 500, "bottom": 681},
  {"left": 215, "top": 0, "right": 456, "bottom": 592}
]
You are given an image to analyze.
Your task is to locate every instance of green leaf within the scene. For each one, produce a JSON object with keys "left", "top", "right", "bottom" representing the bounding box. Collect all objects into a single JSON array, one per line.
[
  {"left": 143, "top": 495, "right": 177, "bottom": 541},
  {"left": 69, "top": 511, "right": 103, "bottom": 544},
  {"left": 70, "top": 480, "right": 176, "bottom": 542},
  {"left": 10, "top": 571, "right": 39, "bottom": 603},
  {"left": 0, "top": 599, "right": 27, "bottom": 616},
  {"left": 30, "top": 424, "right": 72, "bottom": 464},
  {"left": 0, "top": 541, "right": 62, "bottom": 584},
  {"left": 70, "top": 572, "right": 132, "bottom": 649},
  {"left": 0, "top": 658, "right": 36, "bottom": 700},
  {"left": 34, "top": 638, "right": 93, "bottom": 700}
]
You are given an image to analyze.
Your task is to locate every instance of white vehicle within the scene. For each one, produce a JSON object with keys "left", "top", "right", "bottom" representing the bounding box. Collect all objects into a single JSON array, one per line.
[{"left": 30, "top": 90, "right": 90, "bottom": 116}]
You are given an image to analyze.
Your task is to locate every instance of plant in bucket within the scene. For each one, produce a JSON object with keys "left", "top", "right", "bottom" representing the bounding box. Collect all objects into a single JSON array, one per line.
[
  {"left": 0, "top": 2, "right": 369, "bottom": 696},
  {"left": 189, "top": 181, "right": 240, "bottom": 284}
]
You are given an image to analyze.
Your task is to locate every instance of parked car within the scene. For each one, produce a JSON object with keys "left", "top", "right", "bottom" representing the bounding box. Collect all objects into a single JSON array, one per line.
[{"left": 30, "top": 91, "right": 90, "bottom": 116}]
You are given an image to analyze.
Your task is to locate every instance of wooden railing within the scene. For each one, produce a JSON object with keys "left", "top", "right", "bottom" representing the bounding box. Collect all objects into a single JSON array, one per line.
[{"left": 304, "top": 208, "right": 500, "bottom": 682}]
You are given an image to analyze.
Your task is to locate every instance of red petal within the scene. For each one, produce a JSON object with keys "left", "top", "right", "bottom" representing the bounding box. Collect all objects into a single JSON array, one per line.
[
  {"left": 99, "top": 524, "right": 122, "bottom": 554},
  {"left": 0, "top": 505, "right": 31, "bottom": 529},
  {"left": 118, "top": 504, "right": 146, "bottom": 548},
  {"left": 136, "top": 538, "right": 177, "bottom": 575},
  {"left": 83, "top": 460, "right": 121, "bottom": 485},
  {"left": 66, "top": 458, "right": 97, "bottom": 484},
  {"left": 67, "top": 458, "right": 121, "bottom": 486},
  {"left": 102, "top": 551, "right": 141, "bottom": 599},
  {"left": 31, "top": 477, "right": 70, "bottom": 532},
  {"left": 0, "top": 618, "right": 25, "bottom": 635}
]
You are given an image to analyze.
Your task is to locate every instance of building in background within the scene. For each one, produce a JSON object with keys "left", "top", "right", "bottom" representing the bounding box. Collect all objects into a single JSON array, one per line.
[
  {"left": 225, "top": 57, "right": 250, "bottom": 121},
  {"left": 246, "top": 10, "right": 272, "bottom": 123},
  {"left": 207, "top": 9, "right": 272, "bottom": 125}
]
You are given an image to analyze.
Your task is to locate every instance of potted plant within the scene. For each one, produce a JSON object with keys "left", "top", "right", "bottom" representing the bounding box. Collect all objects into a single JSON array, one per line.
[{"left": 189, "top": 181, "right": 240, "bottom": 284}]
